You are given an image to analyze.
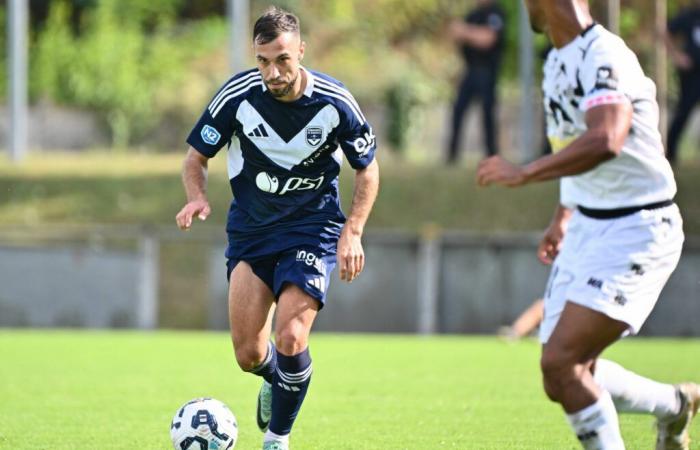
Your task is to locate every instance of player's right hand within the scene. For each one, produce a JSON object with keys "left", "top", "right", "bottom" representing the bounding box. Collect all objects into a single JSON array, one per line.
[{"left": 176, "top": 199, "right": 211, "bottom": 230}]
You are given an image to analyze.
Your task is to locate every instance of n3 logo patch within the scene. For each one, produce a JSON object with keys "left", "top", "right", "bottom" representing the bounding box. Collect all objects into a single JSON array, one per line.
[
  {"left": 201, "top": 125, "right": 221, "bottom": 145},
  {"left": 305, "top": 126, "right": 323, "bottom": 147}
]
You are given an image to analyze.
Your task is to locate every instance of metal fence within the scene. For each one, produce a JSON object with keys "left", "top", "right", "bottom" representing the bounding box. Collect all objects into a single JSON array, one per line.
[{"left": 1, "top": 226, "right": 698, "bottom": 335}]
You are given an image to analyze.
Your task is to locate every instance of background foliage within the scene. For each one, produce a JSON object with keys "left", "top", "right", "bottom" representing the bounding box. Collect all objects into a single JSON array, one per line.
[{"left": 0, "top": 0, "right": 696, "bottom": 147}]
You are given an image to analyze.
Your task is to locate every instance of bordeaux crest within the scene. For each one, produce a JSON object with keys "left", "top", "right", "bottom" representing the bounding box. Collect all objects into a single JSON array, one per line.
[{"left": 305, "top": 126, "right": 323, "bottom": 147}]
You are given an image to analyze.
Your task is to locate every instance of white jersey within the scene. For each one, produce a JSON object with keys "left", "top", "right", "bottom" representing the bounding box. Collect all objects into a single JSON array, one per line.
[{"left": 542, "top": 24, "right": 676, "bottom": 209}]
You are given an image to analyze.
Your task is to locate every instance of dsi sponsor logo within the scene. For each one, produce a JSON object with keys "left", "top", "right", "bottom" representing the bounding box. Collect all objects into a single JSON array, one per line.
[
  {"left": 201, "top": 125, "right": 221, "bottom": 145},
  {"left": 255, "top": 171, "right": 324, "bottom": 195}
]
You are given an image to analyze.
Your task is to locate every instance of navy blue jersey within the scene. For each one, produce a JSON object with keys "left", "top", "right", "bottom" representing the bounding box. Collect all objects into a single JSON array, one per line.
[{"left": 187, "top": 67, "right": 376, "bottom": 260}]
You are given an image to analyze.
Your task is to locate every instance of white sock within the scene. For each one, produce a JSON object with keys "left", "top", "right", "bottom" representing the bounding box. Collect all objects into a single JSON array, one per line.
[
  {"left": 594, "top": 359, "right": 680, "bottom": 419},
  {"left": 264, "top": 430, "right": 289, "bottom": 444},
  {"left": 566, "top": 390, "right": 625, "bottom": 450}
]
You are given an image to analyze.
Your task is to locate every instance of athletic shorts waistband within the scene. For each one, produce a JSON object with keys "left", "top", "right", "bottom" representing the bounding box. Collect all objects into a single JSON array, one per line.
[{"left": 577, "top": 199, "right": 674, "bottom": 219}]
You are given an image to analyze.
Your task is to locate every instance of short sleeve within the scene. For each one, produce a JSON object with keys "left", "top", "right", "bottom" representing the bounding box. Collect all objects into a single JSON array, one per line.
[
  {"left": 578, "top": 44, "right": 631, "bottom": 112},
  {"left": 336, "top": 98, "right": 376, "bottom": 170},
  {"left": 186, "top": 77, "right": 244, "bottom": 158}
]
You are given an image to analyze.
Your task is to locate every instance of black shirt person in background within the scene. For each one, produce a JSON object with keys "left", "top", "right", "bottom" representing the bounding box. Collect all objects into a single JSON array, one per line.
[
  {"left": 665, "top": 1, "right": 700, "bottom": 165},
  {"left": 446, "top": 0, "right": 505, "bottom": 163}
]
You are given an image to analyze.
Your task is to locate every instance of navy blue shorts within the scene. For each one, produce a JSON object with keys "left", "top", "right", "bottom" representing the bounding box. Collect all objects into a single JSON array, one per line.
[{"left": 226, "top": 246, "right": 336, "bottom": 308}]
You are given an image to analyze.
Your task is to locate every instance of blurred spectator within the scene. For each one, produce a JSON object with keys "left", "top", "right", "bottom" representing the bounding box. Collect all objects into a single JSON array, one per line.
[
  {"left": 497, "top": 298, "right": 544, "bottom": 341},
  {"left": 446, "top": 0, "right": 506, "bottom": 163},
  {"left": 665, "top": 2, "right": 700, "bottom": 165}
]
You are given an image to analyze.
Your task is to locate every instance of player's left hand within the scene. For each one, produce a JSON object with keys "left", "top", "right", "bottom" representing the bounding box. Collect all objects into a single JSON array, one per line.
[
  {"left": 337, "top": 227, "right": 364, "bottom": 283},
  {"left": 476, "top": 156, "right": 527, "bottom": 187}
]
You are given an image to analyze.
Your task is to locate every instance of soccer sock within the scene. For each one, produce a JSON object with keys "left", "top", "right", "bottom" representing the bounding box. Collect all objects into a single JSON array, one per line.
[
  {"left": 268, "top": 347, "right": 312, "bottom": 436},
  {"left": 594, "top": 358, "right": 680, "bottom": 418},
  {"left": 263, "top": 430, "right": 290, "bottom": 445},
  {"left": 566, "top": 390, "right": 626, "bottom": 450},
  {"left": 250, "top": 341, "right": 277, "bottom": 384}
]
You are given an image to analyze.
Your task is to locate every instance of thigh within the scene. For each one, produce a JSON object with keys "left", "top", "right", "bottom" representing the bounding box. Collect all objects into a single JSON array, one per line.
[
  {"left": 275, "top": 284, "right": 319, "bottom": 355},
  {"left": 228, "top": 260, "right": 276, "bottom": 348},
  {"left": 545, "top": 301, "right": 629, "bottom": 364}
]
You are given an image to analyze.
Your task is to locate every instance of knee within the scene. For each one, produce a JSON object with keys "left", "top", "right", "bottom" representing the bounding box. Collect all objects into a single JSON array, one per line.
[
  {"left": 233, "top": 344, "right": 267, "bottom": 372},
  {"left": 275, "top": 325, "right": 307, "bottom": 356},
  {"left": 540, "top": 349, "right": 582, "bottom": 402}
]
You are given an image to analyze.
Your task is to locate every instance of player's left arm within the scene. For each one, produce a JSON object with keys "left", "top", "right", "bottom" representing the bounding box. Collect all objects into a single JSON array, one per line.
[
  {"left": 476, "top": 102, "right": 632, "bottom": 187},
  {"left": 338, "top": 158, "right": 379, "bottom": 283}
]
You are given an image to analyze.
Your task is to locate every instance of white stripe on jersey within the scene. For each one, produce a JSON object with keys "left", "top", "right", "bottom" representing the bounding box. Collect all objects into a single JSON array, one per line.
[
  {"left": 314, "top": 78, "right": 366, "bottom": 120},
  {"left": 208, "top": 71, "right": 261, "bottom": 113},
  {"left": 211, "top": 81, "right": 264, "bottom": 118},
  {"left": 313, "top": 78, "right": 366, "bottom": 125}
]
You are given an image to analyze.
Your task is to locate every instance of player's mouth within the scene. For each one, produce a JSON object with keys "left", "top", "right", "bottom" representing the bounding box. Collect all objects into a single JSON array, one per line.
[{"left": 266, "top": 80, "right": 287, "bottom": 88}]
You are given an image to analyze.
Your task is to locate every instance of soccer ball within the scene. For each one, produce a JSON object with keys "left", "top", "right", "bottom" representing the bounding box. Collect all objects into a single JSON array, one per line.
[{"left": 170, "top": 398, "right": 238, "bottom": 450}]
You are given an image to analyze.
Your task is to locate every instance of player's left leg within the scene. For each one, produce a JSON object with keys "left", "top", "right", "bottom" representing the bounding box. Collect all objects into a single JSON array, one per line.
[
  {"left": 263, "top": 284, "right": 319, "bottom": 449},
  {"left": 541, "top": 302, "right": 629, "bottom": 449},
  {"left": 593, "top": 359, "right": 700, "bottom": 450}
]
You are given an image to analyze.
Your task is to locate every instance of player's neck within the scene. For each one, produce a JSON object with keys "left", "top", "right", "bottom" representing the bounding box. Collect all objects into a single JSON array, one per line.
[
  {"left": 277, "top": 67, "right": 307, "bottom": 103},
  {"left": 546, "top": 3, "right": 594, "bottom": 48}
]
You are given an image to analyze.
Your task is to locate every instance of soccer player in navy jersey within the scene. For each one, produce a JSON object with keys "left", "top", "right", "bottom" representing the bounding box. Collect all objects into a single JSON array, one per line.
[{"left": 175, "top": 7, "right": 379, "bottom": 450}]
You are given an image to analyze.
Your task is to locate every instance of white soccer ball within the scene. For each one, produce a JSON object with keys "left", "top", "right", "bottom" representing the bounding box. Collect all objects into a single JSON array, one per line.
[{"left": 170, "top": 398, "right": 238, "bottom": 450}]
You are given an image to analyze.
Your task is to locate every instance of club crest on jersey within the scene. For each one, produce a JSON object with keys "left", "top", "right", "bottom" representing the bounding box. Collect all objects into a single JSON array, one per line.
[
  {"left": 201, "top": 125, "right": 221, "bottom": 145},
  {"left": 305, "top": 126, "right": 323, "bottom": 147}
]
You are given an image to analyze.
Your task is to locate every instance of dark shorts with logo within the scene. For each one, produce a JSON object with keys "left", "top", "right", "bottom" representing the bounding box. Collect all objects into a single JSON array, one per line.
[{"left": 226, "top": 245, "right": 336, "bottom": 308}]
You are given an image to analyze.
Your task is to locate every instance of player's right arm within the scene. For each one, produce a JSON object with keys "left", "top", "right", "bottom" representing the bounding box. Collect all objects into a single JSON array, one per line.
[
  {"left": 537, "top": 204, "right": 573, "bottom": 265},
  {"left": 177, "top": 72, "right": 249, "bottom": 230},
  {"left": 176, "top": 147, "right": 211, "bottom": 230}
]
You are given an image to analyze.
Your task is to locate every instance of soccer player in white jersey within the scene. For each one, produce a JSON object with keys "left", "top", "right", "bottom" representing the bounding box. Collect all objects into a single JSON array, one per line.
[
  {"left": 476, "top": 1, "right": 699, "bottom": 449},
  {"left": 176, "top": 7, "right": 379, "bottom": 450}
]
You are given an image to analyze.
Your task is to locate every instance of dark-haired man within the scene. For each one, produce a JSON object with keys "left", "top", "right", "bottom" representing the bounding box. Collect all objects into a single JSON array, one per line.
[
  {"left": 176, "top": 7, "right": 379, "bottom": 450},
  {"left": 477, "top": 1, "right": 698, "bottom": 449},
  {"left": 446, "top": 0, "right": 505, "bottom": 162},
  {"left": 665, "top": 1, "right": 700, "bottom": 164}
]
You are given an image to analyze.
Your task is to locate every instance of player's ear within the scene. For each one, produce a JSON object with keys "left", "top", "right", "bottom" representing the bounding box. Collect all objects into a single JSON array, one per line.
[{"left": 299, "top": 40, "right": 306, "bottom": 61}]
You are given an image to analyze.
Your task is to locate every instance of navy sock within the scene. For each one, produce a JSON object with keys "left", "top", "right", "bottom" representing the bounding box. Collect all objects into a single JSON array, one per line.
[
  {"left": 250, "top": 341, "right": 277, "bottom": 384},
  {"left": 269, "top": 347, "right": 312, "bottom": 435}
]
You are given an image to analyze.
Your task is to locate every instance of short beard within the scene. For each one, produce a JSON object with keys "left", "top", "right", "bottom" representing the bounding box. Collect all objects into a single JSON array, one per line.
[{"left": 266, "top": 73, "right": 298, "bottom": 98}]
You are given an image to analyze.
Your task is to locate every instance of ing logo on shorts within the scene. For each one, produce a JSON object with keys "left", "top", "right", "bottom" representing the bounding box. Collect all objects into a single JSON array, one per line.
[{"left": 296, "top": 250, "right": 326, "bottom": 274}]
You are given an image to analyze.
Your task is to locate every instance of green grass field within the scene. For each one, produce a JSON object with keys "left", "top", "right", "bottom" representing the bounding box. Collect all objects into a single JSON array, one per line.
[{"left": 1, "top": 331, "right": 698, "bottom": 449}]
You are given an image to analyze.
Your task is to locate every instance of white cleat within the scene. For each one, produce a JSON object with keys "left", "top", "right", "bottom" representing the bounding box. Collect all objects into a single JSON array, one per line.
[
  {"left": 262, "top": 441, "right": 289, "bottom": 450},
  {"left": 656, "top": 383, "right": 700, "bottom": 450}
]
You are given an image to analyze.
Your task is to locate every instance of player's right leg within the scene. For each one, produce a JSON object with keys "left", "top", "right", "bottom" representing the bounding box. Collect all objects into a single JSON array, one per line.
[
  {"left": 541, "top": 302, "right": 629, "bottom": 450},
  {"left": 447, "top": 72, "right": 477, "bottom": 163},
  {"left": 227, "top": 260, "right": 277, "bottom": 431}
]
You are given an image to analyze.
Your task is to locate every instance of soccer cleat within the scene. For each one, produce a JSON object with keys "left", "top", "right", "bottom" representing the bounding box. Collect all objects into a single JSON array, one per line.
[
  {"left": 656, "top": 383, "right": 700, "bottom": 450},
  {"left": 262, "top": 441, "right": 289, "bottom": 450},
  {"left": 256, "top": 380, "right": 273, "bottom": 432}
]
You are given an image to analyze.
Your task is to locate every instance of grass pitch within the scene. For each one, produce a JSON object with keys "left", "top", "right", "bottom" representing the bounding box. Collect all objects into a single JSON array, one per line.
[{"left": 1, "top": 331, "right": 698, "bottom": 449}]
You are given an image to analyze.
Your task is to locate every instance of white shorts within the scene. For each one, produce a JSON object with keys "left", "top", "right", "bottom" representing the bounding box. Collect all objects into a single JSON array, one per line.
[{"left": 539, "top": 204, "right": 684, "bottom": 343}]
